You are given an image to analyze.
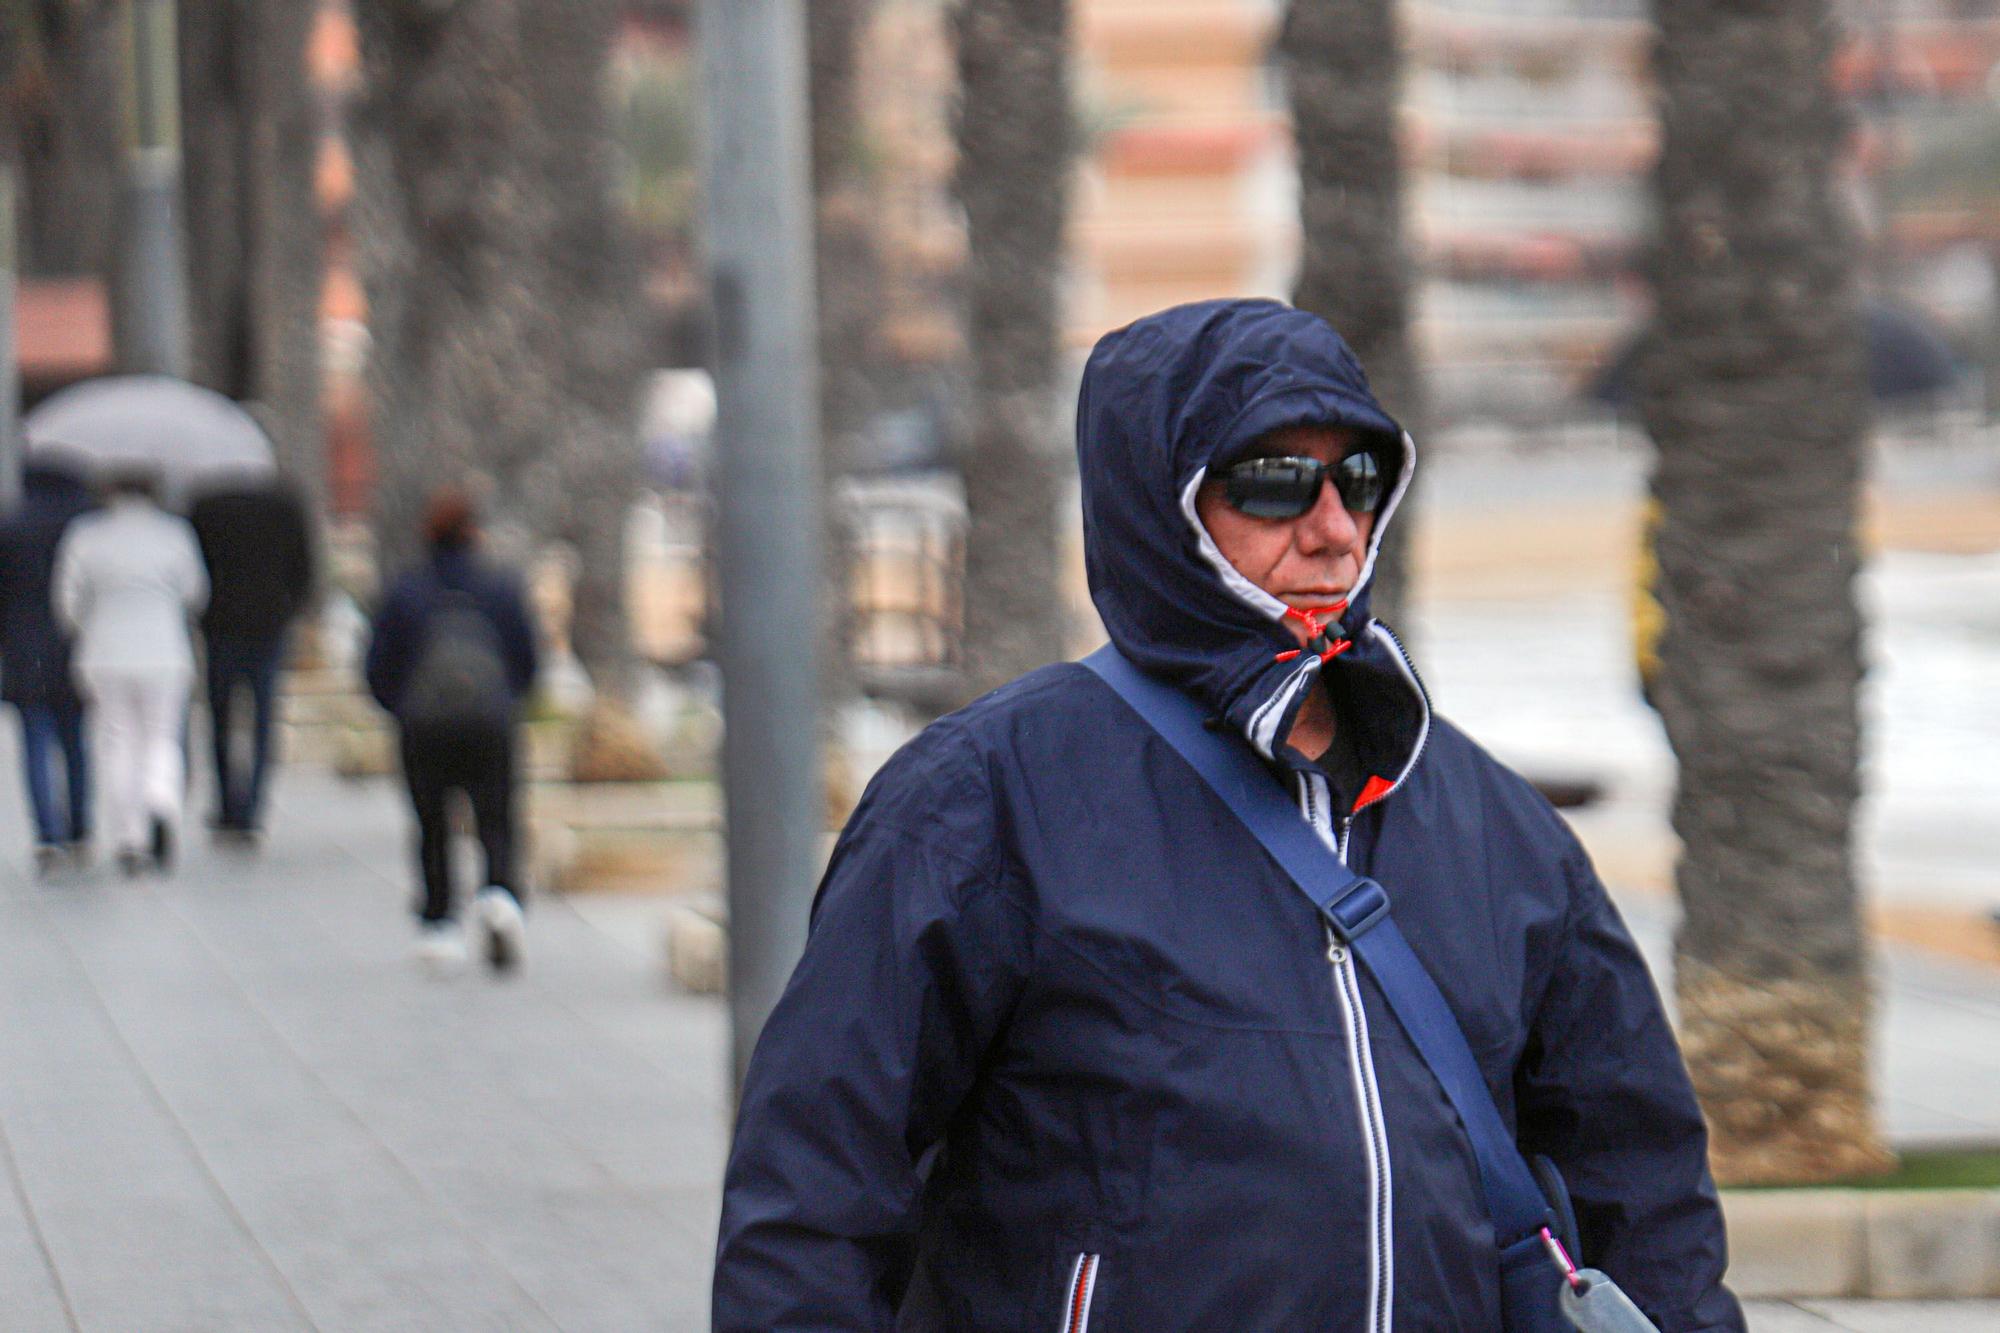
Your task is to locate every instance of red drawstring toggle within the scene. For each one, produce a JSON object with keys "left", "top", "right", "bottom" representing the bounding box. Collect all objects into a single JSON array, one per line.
[
  {"left": 1276, "top": 603, "right": 1352, "bottom": 665},
  {"left": 1540, "top": 1227, "right": 1586, "bottom": 1291}
]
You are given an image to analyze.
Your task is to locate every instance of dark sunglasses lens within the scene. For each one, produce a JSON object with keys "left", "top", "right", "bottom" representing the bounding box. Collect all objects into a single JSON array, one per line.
[
  {"left": 1223, "top": 459, "right": 1321, "bottom": 518},
  {"left": 1335, "top": 450, "right": 1384, "bottom": 513}
]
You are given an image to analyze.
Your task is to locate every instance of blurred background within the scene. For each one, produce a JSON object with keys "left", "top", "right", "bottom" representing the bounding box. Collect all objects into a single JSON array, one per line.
[{"left": 1, "top": 0, "right": 1999, "bottom": 1328}]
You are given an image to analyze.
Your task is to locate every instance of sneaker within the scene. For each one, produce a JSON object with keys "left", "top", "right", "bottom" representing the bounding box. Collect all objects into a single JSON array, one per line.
[
  {"left": 66, "top": 840, "right": 93, "bottom": 871},
  {"left": 117, "top": 847, "right": 145, "bottom": 878},
  {"left": 33, "top": 845, "right": 63, "bottom": 879},
  {"left": 474, "top": 886, "right": 526, "bottom": 974},
  {"left": 414, "top": 919, "right": 468, "bottom": 975}
]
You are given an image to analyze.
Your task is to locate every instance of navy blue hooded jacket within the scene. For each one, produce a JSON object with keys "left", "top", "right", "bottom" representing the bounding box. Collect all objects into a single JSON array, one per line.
[
  {"left": 0, "top": 460, "right": 96, "bottom": 707},
  {"left": 715, "top": 300, "right": 1742, "bottom": 1332},
  {"left": 364, "top": 548, "right": 539, "bottom": 719}
]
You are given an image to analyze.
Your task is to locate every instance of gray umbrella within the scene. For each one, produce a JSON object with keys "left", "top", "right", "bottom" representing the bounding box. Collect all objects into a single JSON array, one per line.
[{"left": 24, "top": 374, "right": 276, "bottom": 506}]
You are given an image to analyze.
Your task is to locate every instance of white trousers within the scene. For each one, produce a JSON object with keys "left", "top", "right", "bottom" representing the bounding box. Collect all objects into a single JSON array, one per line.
[{"left": 80, "top": 668, "right": 191, "bottom": 854}]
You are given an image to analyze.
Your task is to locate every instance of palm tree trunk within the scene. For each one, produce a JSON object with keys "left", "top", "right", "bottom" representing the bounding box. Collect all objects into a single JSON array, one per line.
[
  {"left": 2, "top": 1, "right": 121, "bottom": 278},
  {"left": 353, "top": 0, "right": 642, "bottom": 691},
  {"left": 1280, "top": 0, "right": 1422, "bottom": 632},
  {"left": 3, "top": 0, "right": 122, "bottom": 281},
  {"left": 1636, "top": 0, "right": 1891, "bottom": 1184},
  {"left": 952, "top": 0, "right": 1071, "bottom": 700},
  {"left": 809, "top": 0, "right": 880, "bottom": 715}
]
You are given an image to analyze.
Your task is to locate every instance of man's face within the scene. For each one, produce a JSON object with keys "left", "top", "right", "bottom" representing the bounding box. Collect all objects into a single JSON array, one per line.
[{"left": 1195, "top": 424, "right": 1379, "bottom": 646}]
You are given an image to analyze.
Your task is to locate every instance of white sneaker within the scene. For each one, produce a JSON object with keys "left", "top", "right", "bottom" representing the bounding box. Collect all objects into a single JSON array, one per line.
[
  {"left": 414, "top": 919, "right": 468, "bottom": 976},
  {"left": 474, "top": 886, "right": 526, "bottom": 974}
]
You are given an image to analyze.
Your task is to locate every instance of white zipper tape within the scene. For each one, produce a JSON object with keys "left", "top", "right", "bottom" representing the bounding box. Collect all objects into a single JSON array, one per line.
[{"left": 1059, "top": 1252, "right": 1099, "bottom": 1333}]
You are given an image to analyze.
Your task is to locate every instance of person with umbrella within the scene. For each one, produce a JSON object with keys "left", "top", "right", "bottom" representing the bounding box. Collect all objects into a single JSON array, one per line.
[
  {"left": 0, "top": 453, "right": 98, "bottom": 874},
  {"left": 53, "top": 465, "right": 208, "bottom": 875}
]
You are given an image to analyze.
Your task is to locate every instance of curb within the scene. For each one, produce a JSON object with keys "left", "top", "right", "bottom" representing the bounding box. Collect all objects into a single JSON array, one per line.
[{"left": 1723, "top": 1188, "right": 2000, "bottom": 1299}]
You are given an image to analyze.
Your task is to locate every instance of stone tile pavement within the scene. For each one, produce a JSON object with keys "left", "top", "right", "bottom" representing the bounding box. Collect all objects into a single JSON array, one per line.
[
  {"left": 1743, "top": 1299, "right": 2000, "bottom": 1329},
  {"left": 0, "top": 755, "right": 729, "bottom": 1331}
]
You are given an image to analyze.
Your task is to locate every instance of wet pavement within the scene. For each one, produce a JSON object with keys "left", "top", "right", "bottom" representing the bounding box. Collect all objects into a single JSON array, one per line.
[{"left": 0, "top": 761, "right": 728, "bottom": 1331}]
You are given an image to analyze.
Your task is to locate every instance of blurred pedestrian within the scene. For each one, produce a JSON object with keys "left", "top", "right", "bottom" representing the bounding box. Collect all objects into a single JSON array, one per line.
[
  {"left": 0, "top": 455, "right": 98, "bottom": 874},
  {"left": 365, "top": 491, "right": 538, "bottom": 974},
  {"left": 188, "top": 476, "right": 316, "bottom": 844},
  {"left": 54, "top": 467, "right": 208, "bottom": 875}
]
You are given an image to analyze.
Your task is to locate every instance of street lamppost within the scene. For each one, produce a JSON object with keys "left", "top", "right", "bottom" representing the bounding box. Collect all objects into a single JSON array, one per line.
[
  {"left": 700, "top": 0, "right": 826, "bottom": 1094},
  {"left": 115, "top": 0, "right": 191, "bottom": 379}
]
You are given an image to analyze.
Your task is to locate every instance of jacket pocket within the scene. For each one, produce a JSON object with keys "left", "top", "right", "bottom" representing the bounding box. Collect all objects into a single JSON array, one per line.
[{"left": 1057, "top": 1252, "right": 1100, "bottom": 1333}]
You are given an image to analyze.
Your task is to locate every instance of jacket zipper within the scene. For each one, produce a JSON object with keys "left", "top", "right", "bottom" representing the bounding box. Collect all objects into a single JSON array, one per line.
[
  {"left": 1367, "top": 621, "right": 1432, "bottom": 799},
  {"left": 1328, "top": 935, "right": 1393, "bottom": 1333},
  {"left": 1319, "top": 793, "right": 1393, "bottom": 1333},
  {"left": 1059, "top": 1252, "right": 1099, "bottom": 1333}
]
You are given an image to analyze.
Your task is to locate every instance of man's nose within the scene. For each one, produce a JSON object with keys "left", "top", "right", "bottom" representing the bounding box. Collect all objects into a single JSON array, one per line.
[{"left": 1294, "top": 476, "right": 1363, "bottom": 554}]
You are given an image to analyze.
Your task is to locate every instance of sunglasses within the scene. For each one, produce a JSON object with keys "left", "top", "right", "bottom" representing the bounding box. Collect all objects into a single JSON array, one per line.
[{"left": 1216, "top": 449, "right": 1385, "bottom": 520}]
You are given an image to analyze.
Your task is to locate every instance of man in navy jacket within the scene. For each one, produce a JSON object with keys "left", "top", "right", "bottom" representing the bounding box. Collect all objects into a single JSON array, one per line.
[
  {"left": 715, "top": 300, "right": 1742, "bottom": 1331},
  {"left": 366, "top": 492, "right": 538, "bottom": 972}
]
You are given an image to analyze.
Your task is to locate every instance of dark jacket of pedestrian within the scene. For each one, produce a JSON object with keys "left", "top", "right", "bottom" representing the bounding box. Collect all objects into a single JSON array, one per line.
[
  {"left": 364, "top": 549, "right": 539, "bottom": 719},
  {"left": 714, "top": 300, "right": 1741, "bottom": 1331},
  {"left": 189, "top": 480, "right": 316, "bottom": 642},
  {"left": 0, "top": 460, "right": 96, "bottom": 707}
]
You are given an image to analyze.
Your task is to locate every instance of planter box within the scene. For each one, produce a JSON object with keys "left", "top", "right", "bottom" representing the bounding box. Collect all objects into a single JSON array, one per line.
[{"left": 528, "top": 780, "right": 722, "bottom": 895}]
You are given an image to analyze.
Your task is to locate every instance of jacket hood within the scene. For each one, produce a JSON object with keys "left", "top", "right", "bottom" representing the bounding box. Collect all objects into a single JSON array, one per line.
[{"left": 1078, "top": 298, "right": 1428, "bottom": 808}]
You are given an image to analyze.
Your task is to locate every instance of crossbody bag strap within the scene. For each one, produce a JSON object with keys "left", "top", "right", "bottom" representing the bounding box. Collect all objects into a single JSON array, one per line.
[{"left": 1082, "top": 645, "right": 1554, "bottom": 1249}]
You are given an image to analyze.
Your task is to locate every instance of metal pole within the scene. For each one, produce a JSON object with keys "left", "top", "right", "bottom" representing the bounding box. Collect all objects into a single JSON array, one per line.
[
  {"left": 700, "top": 0, "right": 826, "bottom": 1094},
  {"left": 0, "top": 165, "right": 18, "bottom": 512},
  {"left": 115, "top": 0, "right": 190, "bottom": 378}
]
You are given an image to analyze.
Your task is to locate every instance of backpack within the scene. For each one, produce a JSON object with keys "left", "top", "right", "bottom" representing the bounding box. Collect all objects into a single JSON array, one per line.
[{"left": 400, "top": 587, "right": 513, "bottom": 729}]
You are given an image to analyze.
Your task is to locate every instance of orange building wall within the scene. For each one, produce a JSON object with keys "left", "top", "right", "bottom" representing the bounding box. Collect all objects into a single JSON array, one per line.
[{"left": 1071, "top": 0, "right": 1292, "bottom": 343}]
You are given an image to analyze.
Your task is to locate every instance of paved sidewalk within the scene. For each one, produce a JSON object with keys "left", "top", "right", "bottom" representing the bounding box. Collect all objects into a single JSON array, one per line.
[
  {"left": 0, "top": 756, "right": 729, "bottom": 1331},
  {"left": 1744, "top": 1299, "right": 2000, "bottom": 1329}
]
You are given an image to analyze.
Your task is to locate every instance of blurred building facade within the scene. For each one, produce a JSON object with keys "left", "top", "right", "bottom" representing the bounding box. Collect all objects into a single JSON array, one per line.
[
  {"left": 1065, "top": 0, "right": 2000, "bottom": 435},
  {"left": 1404, "top": 0, "right": 1653, "bottom": 428},
  {"left": 1070, "top": 0, "right": 1295, "bottom": 335}
]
